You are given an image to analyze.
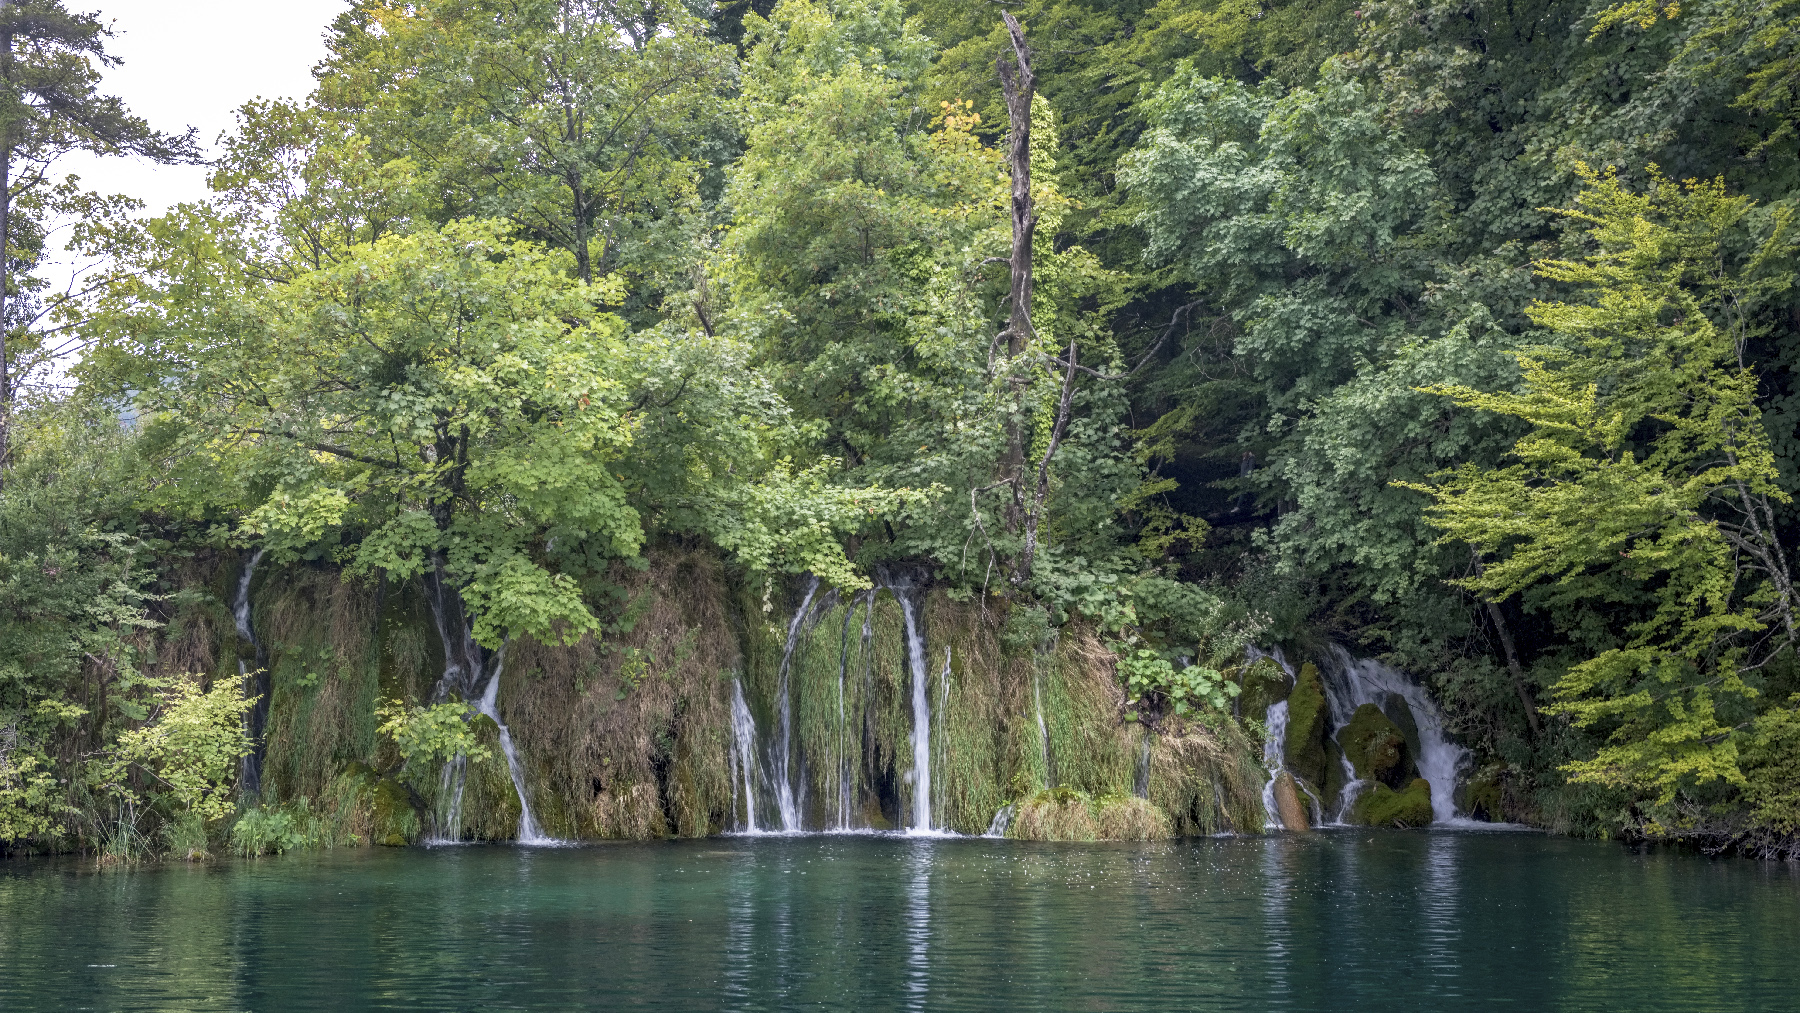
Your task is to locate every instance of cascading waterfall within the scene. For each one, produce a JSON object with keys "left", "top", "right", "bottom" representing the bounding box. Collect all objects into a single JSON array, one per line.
[
  {"left": 1260, "top": 699, "right": 1290, "bottom": 829},
  {"left": 1316, "top": 646, "right": 1468, "bottom": 823},
  {"left": 896, "top": 587, "right": 934, "bottom": 833},
  {"left": 472, "top": 656, "right": 548, "bottom": 844},
  {"left": 934, "top": 647, "right": 951, "bottom": 829},
  {"left": 728, "top": 678, "right": 762, "bottom": 832},
  {"left": 1251, "top": 642, "right": 1469, "bottom": 824},
  {"left": 233, "top": 548, "right": 267, "bottom": 794},
  {"left": 771, "top": 578, "right": 821, "bottom": 833}
]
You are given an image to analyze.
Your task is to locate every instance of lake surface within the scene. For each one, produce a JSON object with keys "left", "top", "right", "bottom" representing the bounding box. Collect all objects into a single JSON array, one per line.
[{"left": 2, "top": 829, "right": 1796, "bottom": 1012}]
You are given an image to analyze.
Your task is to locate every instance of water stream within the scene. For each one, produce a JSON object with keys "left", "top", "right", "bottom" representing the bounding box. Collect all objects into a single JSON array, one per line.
[
  {"left": 1260, "top": 699, "right": 1290, "bottom": 829},
  {"left": 1317, "top": 645, "right": 1469, "bottom": 823},
  {"left": 896, "top": 587, "right": 934, "bottom": 833},
  {"left": 728, "top": 678, "right": 761, "bottom": 833},
  {"left": 1251, "top": 643, "right": 1469, "bottom": 824},
  {"left": 472, "top": 655, "right": 548, "bottom": 844},
  {"left": 771, "top": 578, "right": 821, "bottom": 834},
  {"left": 232, "top": 548, "right": 267, "bottom": 794}
]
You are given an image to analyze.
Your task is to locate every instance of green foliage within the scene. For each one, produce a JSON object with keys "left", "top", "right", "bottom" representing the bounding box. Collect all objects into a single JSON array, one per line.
[
  {"left": 376, "top": 698, "right": 492, "bottom": 768},
  {"left": 0, "top": 723, "right": 63, "bottom": 841},
  {"left": 101, "top": 680, "right": 254, "bottom": 822},
  {"left": 230, "top": 799, "right": 324, "bottom": 857},
  {"left": 1118, "top": 649, "right": 1237, "bottom": 719},
  {"left": 1408, "top": 167, "right": 1798, "bottom": 805}
]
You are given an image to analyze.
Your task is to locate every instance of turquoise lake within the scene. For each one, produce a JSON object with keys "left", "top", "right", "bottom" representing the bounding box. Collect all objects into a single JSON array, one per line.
[{"left": 2, "top": 829, "right": 1796, "bottom": 1011}]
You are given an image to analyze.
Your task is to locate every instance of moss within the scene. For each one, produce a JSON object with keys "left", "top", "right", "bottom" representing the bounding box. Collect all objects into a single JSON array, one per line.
[
  {"left": 1283, "top": 662, "right": 1329, "bottom": 788},
  {"left": 367, "top": 775, "right": 420, "bottom": 846},
  {"left": 1093, "top": 794, "right": 1173, "bottom": 840},
  {"left": 1352, "top": 777, "right": 1434, "bottom": 828},
  {"left": 1461, "top": 764, "right": 1509, "bottom": 823},
  {"left": 1341, "top": 703, "right": 1413, "bottom": 788},
  {"left": 1012, "top": 787, "right": 1099, "bottom": 840},
  {"left": 1238, "top": 656, "right": 1289, "bottom": 727}
]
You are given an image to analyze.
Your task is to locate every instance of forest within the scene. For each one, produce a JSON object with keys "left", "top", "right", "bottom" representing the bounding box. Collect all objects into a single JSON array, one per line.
[{"left": 2, "top": 0, "right": 1799, "bottom": 861}]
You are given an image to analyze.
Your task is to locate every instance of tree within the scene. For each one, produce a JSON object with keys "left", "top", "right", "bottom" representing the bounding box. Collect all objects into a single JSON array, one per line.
[
  {"left": 0, "top": 0, "right": 199, "bottom": 475},
  {"left": 1407, "top": 167, "right": 1798, "bottom": 808}
]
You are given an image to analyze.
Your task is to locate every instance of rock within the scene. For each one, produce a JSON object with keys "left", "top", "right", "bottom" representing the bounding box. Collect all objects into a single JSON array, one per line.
[
  {"left": 1351, "top": 777, "right": 1434, "bottom": 828},
  {"left": 1284, "top": 662, "right": 1330, "bottom": 789},
  {"left": 1461, "top": 764, "right": 1508, "bottom": 823},
  {"left": 1341, "top": 703, "right": 1414, "bottom": 789},
  {"left": 1239, "top": 655, "right": 1290, "bottom": 725},
  {"left": 369, "top": 777, "right": 420, "bottom": 846},
  {"left": 1273, "top": 772, "right": 1309, "bottom": 831}
]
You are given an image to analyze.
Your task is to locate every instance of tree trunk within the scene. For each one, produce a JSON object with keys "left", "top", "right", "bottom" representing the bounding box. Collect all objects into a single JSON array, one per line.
[
  {"left": 995, "top": 12, "right": 1035, "bottom": 534},
  {"left": 1472, "top": 549, "right": 1540, "bottom": 736},
  {"left": 0, "top": 3, "right": 14, "bottom": 483}
]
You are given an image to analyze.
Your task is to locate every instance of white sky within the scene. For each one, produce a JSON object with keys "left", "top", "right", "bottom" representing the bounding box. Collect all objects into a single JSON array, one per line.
[{"left": 56, "top": 1, "right": 347, "bottom": 218}]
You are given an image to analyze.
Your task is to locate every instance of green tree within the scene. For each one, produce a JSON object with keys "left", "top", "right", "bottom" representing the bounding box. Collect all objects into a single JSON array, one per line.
[
  {"left": 0, "top": 0, "right": 199, "bottom": 474},
  {"left": 1407, "top": 167, "right": 1798, "bottom": 811}
]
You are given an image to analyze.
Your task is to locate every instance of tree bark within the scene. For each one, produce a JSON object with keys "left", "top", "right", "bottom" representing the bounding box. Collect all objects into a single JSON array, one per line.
[
  {"left": 0, "top": 1, "right": 14, "bottom": 484},
  {"left": 1472, "top": 549, "right": 1540, "bottom": 736},
  {"left": 995, "top": 12, "right": 1035, "bottom": 533}
]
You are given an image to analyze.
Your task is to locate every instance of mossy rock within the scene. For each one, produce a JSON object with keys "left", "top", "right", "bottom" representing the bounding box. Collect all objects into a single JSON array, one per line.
[
  {"left": 1322, "top": 737, "right": 1347, "bottom": 813},
  {"left": 1460, "top": 764, "right": 1509, "bottom": 823},
  {"left": 369, "top": 777, "right": 421, "bottom": 846},
  {"left": 1283, "top": 662, "right": 1330, "bottom": 789},
  {"left": 1239, "top": 656, "right": 1290, "bottom": 727},
  {"left": 1352, "top": 777, "right": 1434, "bottom": 828},
  {"left": 1341, "top": 703, "right": 1413, "bottom": 788}
]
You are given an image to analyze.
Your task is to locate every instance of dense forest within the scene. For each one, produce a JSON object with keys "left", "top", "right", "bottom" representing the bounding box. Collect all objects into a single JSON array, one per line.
[{"left": 2, "top": 0, "right": 1798, "bottom": 860}]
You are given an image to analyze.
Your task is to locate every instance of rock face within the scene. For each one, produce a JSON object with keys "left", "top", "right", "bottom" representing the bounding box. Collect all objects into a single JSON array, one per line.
[
  {"left": 1284, "top": 662, "right": 1330, "bottom": 790},
  {"left": 1352, "top": 777, "right": 1434, "bottom": 828},
  {"left": 1341, "top": 703, "right": 1415, "bottom": 789},
  {"left": 1273, "top": 772, "right": 1310, "bottom": 831}
]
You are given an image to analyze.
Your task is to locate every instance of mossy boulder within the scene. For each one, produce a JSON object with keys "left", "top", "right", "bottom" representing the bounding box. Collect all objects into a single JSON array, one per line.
[
  {"left": 369, "top": 777, "right": 420, "bottom": 846},
  {"left": 1283, "top": 662, "right": 1330, "bottom": 789},
  {"left": 1352, "top": 777, "right": 1434, "bottom": 827},
  {"left": 1341, "top": 703, "right": 1413, "bottom": 789},
  {"left": 1460, "top": 764, "right": 1509, "bottom": 823}
]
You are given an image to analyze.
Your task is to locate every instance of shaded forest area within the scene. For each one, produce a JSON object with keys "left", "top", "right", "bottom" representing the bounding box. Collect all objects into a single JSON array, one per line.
[{"left": 2, "top": 0, "right": 1799, "bottom": 858}]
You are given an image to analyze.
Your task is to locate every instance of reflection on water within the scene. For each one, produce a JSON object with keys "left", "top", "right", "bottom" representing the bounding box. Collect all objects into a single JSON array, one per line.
[{"left": 1, "top": 831, "right": 1796, "bottom": 1012}]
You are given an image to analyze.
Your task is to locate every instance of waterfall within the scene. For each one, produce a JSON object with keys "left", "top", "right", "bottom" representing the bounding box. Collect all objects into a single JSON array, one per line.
[
  {"left": 896, "top": 588, "right": 933, "bottom": 833},
  {"left": 1031, "top": 657, "right": 1051, "bottom": 789},
  {"left": 1134, "top": 735, "right": 1152, "bottom": 799},
  {"left": 435, "top": 754, "right": 468, "bottom": 843},
  {"left": 1260, "top": 699, "right": 1290, "bottom": 829},
  {"left": 772, "top": 577, "right": 820, "bottom": 833},
  {"left": 835, "top": 600, "right": 856, "bottom": 830},
  {"left": 728, "top": 678, "right": 762, "bottom": 832},
  {"left": 1316, "top": 646, "right": 1468, "bottom": 823},
  {"left": 985, "top": 803, "right": 1015, "bottom": 838},
  {"left": 233, "top": 548, "right": 268, "bottom": 795},
  {"left": 472, "top": 655, "right": 549, "bottom": 844}
]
